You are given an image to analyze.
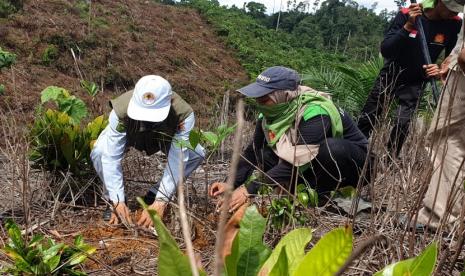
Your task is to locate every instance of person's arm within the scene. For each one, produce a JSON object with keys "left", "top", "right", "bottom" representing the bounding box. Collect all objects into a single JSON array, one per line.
[
  {"left": 296, "top": 115, "right": 332, "bottom": 145},
  {"left": 155, "top": 112, "right": 196, "bottom": 201},
  {"left": 100, "top": 110, "right": 127, "bottom": 204},
  {"left": 448, "top": 20, "right": 464, "bottom": 71},
  {"left": 380, "top": 8, "right": 417, "bottom": 59},
  {"left": 233, "top": 119, "right": 266, "bottom": 191}
]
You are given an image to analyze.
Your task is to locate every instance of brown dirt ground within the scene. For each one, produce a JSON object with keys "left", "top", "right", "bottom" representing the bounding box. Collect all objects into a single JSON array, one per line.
[{"left": 0, "top": 0, "right": 248, "bottom": 126}]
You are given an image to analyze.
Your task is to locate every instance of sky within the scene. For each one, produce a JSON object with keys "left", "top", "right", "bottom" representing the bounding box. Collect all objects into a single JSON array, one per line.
[{"left": 217, "top": 0, "right": 399, "bottom": 14}]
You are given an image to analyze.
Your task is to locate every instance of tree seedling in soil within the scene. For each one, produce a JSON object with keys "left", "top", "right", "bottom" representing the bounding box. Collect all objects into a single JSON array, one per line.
[
  {"left": 175, "top": 123, "right": 236, "bottom": 212},
  {"left": 80, "top": 80, "right": 99, "bottom": 98}
]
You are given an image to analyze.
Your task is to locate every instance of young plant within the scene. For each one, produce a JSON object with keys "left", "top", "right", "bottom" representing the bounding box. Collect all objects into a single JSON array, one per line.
[
  {"left": 40, "top": 86, "right": 88, "bottom": 124},
  {"left": 178, "top": 123, "right": 236, "bottom": 210},
  {"left": 224, "top": 205, "right": 271, "bottom": 276},
  {"left": 0, "top": 47, "right": 16, "bottom": 69},
  {"left": 1, "top": 219, "right": 95, "bottom": 275},
  {"left": 0, "top": 47, "right": 16, "bottom": 95},
  {"left": 268, "top": 184, "right": 317, "bottom": 230},
  {"left": 80, "top": 80, "right": 99, "bottom": 98},
  {"left": 137, "top": 198, "right": 206, "bottom": 276},
  {"left": 30, "top": 86, "right": 107, "bottom": 173},
  {"left": 225, "top": 205, "right": 353, "bottom": 276}
]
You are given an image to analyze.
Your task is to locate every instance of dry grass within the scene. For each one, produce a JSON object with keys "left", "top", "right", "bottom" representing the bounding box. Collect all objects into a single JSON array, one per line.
[{"left": 1, "top": 93, "right": 464, "bottom": 275}]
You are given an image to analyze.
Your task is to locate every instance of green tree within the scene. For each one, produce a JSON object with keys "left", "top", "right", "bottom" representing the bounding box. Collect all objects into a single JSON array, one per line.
[{"left": 246, "top": 1, "right": 266, "bottom": 18}]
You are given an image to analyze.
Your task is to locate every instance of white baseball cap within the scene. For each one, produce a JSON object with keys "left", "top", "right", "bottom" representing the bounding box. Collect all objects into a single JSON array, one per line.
[{"left": 127, "top": 75, "right": 173, "bottom": 122}]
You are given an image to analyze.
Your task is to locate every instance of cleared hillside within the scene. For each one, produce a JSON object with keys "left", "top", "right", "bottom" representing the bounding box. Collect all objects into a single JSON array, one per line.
[{"left": 0, "top": 0, "right": 248, "bottom": 124}]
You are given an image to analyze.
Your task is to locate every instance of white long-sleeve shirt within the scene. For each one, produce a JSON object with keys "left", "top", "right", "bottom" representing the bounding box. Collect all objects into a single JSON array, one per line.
[{"left": 91, "top": 110, "right": 196, "bottom": 203}]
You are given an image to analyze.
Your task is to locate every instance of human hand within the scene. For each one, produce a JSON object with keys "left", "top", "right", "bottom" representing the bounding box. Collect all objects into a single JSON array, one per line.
[
  {"left": 209, "top": 182, "right": 226, "bottom": 197},
  {"left": 137, "top": 200, "right": 167, "bottom": 228},
  {"left": 439, "top": 56, "right": 452, "bottom": 82},
  {"left": 458, "top": 49, "right": 465, "bottom": 73},
  {"left": 216, "top": 186, "right": 249, "bottom": 213},
  {"left": 423, "top": 64, "right": 441, "bottom": 78},
  {"left": 404, "top": 3, "right": 422, "bottom": 31},
  {"left": 109, "top": 202, "right": 133, "bottom": 225}
]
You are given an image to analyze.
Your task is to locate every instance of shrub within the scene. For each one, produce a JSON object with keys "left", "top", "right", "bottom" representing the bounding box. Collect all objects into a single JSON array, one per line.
[
  {"left": 30, "top": 86, "right": 107, "bottom": 173},
  {"left": 41, "top": 44, "right": 59, "bottom": 66},
  {"left": 0, "top": 0, "right": 22, "bottom": 18},
  {"left": 1, "top": 219, "right": 96, "bottom": 275},
  {"left": 0, "top": 47, "right": 16, "bottom": 69}
]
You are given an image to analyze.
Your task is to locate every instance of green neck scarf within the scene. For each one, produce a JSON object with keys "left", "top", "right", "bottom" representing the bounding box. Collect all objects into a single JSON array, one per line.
[{"left": 256, "top": 93, "right": 343, "bottom": 146}]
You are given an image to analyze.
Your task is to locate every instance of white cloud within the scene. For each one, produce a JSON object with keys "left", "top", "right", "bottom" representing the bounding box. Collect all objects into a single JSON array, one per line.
[{"left": 218, "top": 0, "right": 398, "bottom": 14}]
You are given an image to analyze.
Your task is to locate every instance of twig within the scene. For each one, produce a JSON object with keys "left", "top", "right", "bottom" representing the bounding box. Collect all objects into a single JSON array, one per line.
[
  {"left": 214, "top": 99, "right": 244, "bottom": 276},
  {"left": 177, "top": 151, "right": 199, "bottom": 276},
  {"left": 20, "top": 219, "right": 51, "bottom": 235}
]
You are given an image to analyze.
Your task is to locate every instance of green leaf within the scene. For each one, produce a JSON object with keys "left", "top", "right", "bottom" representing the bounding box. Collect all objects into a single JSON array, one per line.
[
  {"left": 59, "top": 97, "right": 88, "bottom": 124},
  {"left": 29, "top": 235, "right": 44, "bottom": 247},
  {"left": 68, "top": 244, "right": 96, "bottom": 266},
  {"left": 259, "top": 228, "right": 312, "bottom": 275},
  {"left": 335, "top": 186, "right": 356, "bottom": 199},
  {"left": 86, "top": 115, "right": 108, "bottom": 140},
  {"left": 308, "top": 188, "right": 318, "bottom": 207},
  {"left": 269, "top": 246, "right": 289, "bottom": 276},
  {"left": 43, "top": 243, "right": 64, "bottom": 262},
  {"left": 5, "top": 219, "right": 25, "bottom": 254},
  {"left": 41, "top": 86, "right": 68, "bottom": 104},
  {"left": 137, "top": 197, "right": 195, "bottom": 276},
  {"left": 0, "top": 47, "right": 16, "bottom": 69},
  {"left": 80, "top": 80, "right": 99, "bottom": 97},
  {"left": 74, "top": 235, "right": 84, "bottom": 247},
  {"left": 297, "top": 192, "right": 309, "bottom": 206},
  {"left": 410, "top": 242, "right": 438, "bottom": 275},
  {"left": 189, "top": 129, "right": 201, "bottom": 149},
  {"left": 225, "top": 205, "right": 271, "bottom": 276},
  {"left": 2, "top": 245, "right": 26, "bottom": 263},
  {"left": 201, "top": 131, "right": 219, "bottom": 147},
  {"left": 46, "top": 255, "right": 61, "bottom": 271},
  {"left": 0, "top": 84, "right": 4, "bottom": 95},
  {"left": 374, "top": 243, "right": 438, "bottom": 276},
  {"left": 293, "top": 226, "right": 353, "bottom": 276}
]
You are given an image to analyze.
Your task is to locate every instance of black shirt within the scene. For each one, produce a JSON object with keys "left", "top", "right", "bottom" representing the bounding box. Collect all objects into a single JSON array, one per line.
[
  {"left": 380, "top": 9, "right": 461, "bottom": 85},
  {"left": 234, "top": 110, "right": 368, "bottom": 194}
]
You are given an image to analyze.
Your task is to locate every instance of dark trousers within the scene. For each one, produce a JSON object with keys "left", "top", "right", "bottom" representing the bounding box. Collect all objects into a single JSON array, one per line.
[
  {"left": 258, "top": 138, "right": 368, "bottom": 196},
  {"left": 357, "top": 75, "right": 423, "bottom": 155}
]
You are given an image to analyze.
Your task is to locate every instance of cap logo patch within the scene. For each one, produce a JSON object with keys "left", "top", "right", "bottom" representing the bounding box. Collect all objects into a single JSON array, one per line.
[
  {"left": 142, "top": 92, "right": 156, "bottom": 105},
  {"left": 257, "top": 74, "right": 271, "bottom": 82}
]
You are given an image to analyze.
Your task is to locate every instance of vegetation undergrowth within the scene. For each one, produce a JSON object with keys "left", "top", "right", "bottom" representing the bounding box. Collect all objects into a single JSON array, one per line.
[
  {"left": 139, "top": 200, "right": 439, "bottom": 276},
  {"left": 29, "top": 86, "right": 107, "bottom": 174},
  {"left": 1, "top": 219, "right": 95, "bottom": 275}
]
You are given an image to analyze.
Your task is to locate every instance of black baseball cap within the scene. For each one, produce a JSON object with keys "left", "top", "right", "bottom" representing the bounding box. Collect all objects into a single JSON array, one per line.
[{"left": 237, "top": 66, "right": 301, "bottom": 98}]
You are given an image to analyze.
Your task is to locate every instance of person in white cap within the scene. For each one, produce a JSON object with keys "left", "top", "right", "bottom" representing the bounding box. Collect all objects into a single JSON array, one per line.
[{"left": 91, "top": 75, "right": 205, "bottom": 228}]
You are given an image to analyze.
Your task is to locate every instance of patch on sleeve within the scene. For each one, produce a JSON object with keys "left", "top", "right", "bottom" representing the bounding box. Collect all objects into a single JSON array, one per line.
[
  {"left": 401, "top": 8, "right": 409, "bottom": 14},
  {"left": 453, "top": 15, "right": 462, "bottom": 21},
  {"left": 409, "top": 30, "right": 418, "bottom": 38},
  {"left": 116, "top": 122, "right": 126, "bottom": 133},
  {"left": 433, "top": 33, "right": 445, "bottom": 44}
]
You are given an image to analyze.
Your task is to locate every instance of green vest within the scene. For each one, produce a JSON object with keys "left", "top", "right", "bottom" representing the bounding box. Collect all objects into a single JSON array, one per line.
[{"left": 110, "top": 90, "right": 193, "bottom": 155}]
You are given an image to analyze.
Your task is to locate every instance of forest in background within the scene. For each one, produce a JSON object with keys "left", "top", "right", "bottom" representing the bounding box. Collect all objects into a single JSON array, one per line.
[{"left": 176, "top": 0, "right": 397, "bottom": 76}]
